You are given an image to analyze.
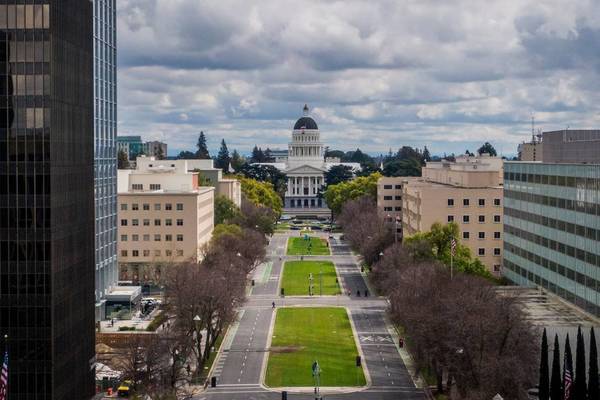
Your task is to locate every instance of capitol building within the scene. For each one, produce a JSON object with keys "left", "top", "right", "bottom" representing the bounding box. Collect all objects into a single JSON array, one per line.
[{"left": 256, "top": 105, "right": 360, "bottom": 217}]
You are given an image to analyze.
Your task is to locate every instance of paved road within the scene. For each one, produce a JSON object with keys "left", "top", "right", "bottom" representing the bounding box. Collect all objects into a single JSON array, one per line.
[{"left": 196, "top": 232, "right": 426, "bottom": 400}]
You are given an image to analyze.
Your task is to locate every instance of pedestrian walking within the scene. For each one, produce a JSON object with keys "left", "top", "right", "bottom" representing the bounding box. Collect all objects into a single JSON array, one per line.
[
  {"left": 272, "top": 301, "right": 276, "bottom": 309},
  {"left": 356, "top": 290, "right": 361, "bottom": 297}
]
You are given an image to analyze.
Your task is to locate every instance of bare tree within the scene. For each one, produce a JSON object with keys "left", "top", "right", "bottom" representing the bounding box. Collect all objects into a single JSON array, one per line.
[{"left": 337, "top": 196, "right": 394, "bottom": 265}]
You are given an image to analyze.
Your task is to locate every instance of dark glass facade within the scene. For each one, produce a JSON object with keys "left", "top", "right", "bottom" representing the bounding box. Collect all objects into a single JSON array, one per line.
[
  {"left": 503, "top": 162, "right": 600, "bottom": 316},
  {"left": 0, "top": 1, "right": 95, "bottom": 399}
]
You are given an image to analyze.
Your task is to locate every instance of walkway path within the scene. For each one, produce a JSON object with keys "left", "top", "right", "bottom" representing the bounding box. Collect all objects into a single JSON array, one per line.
[{"left": 195, "top": 232, "right": 426, "bottom": 400}]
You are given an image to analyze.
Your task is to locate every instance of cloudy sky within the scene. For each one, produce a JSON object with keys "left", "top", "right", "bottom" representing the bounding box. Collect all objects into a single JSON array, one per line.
[{"left": 117, "top": 0, "right": 600, "bottom": 157}]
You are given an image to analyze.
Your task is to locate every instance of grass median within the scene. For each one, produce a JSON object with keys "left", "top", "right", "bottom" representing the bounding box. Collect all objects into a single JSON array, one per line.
[
  {"left": 287, "top": 236, "right": 330, "bottom": 256},
  {"left": 265, "top": 307, "right": 366, "bottom": 387},
  {"left": 281, "top": 260, "right": 340, "bottom": 296}
]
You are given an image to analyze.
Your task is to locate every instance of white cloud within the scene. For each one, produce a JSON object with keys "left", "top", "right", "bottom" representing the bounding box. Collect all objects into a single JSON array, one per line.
[{"left": 116, "top": 0, "right": 600, "bottom": 156}]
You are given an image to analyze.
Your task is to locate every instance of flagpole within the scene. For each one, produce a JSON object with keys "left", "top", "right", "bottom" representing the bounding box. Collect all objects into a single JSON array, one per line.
[{"left": 450, "top": 250, "right": 453, "bottom": 280}]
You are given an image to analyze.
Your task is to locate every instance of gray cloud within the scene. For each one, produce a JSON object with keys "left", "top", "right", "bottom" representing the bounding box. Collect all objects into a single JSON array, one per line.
[{"left": 116, "top": 0, "right": 600, "bottom": 156}]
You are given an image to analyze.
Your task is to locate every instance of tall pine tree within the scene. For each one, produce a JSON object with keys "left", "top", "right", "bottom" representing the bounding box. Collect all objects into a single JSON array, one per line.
[
  {"left": 196, "top": 131, "right": 210, "bottom": 159},
  {"left": 564, "top": 334, "right": 574, "bottom": 400},
  {"left": 573, "top": 326, "right": 587, "bottom": 399},
  {"left": 539, "top": 328, "right": 550, "bottom": 400},
  {"left": 230, "top": 149, "right": 244, "bottom": 172},
  {"left": 550, "top": 334, "right": 562, "bottom": 400},
  {"left": 589, "top": 327, "right": 599, "bottom": 399},
  {"left": 216, "top": 139, "right": 231, "bottom": 174},
  {"left": 216, "top": 139, "right": 231, "bottom": 173}
]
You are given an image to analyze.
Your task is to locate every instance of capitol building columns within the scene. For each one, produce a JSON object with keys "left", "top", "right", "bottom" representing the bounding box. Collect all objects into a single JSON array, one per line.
[{"left": 253, "top": 104, "right": 360, "bottom": 217}]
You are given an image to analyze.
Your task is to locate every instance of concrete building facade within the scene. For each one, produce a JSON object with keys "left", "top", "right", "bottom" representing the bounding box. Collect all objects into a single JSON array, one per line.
[
  {"left": 503, "top": 162, "right": 600, "bottom": 316},
  {"left": 542, "top": 129, "right": 600, "bottom": 164},
  {"left": 117, "top": 159, "right": 215, "bottom": 285},
  {"left": 402, "top": 155, "right": 504, "bottom": 274},
  {"left": 376, "top": 176, "right": 416, "bottom": 237}
]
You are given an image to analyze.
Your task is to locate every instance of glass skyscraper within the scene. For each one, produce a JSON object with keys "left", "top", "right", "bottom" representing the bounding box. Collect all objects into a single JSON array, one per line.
[
  {"left": 0, "top": 1, "right": 96, "bottom": 398},
  {"left": 503, "top": 162, "right": 600, "bottom": 316},
  {"left": 93, "top": 0, "right": 117, "bottom": 321}
]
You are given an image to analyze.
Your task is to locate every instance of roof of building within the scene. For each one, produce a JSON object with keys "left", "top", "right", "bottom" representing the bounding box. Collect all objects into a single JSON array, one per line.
[{"left": 293, "top": 116, "right": 318, "bottom": 130}]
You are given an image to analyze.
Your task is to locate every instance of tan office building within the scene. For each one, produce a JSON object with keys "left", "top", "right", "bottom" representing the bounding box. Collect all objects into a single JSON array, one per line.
[
  {"left": 117, "top": 159, "right": 215, "bottom": 284},
  {"left": 377, "top": 176, "right": 417, "bottom": 237},
  {"left": 402, "top": 155, "right": 504, "bottom": 275}
]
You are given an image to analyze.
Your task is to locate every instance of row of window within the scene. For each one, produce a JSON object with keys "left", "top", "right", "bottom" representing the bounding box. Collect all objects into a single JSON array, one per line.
[
  {"left": 461, "top": 231, "right": 501, "bottom": 240},
  {"left": 447, "top": 198, "right": 501, "bottom": 207},
  {"left": 121, "top": 249, "right": 184, "bottom": 257},
  {"left": 505, "top": 225, "right": 600, "bottom": 267},
  {"left": 503, "top": 259, "right": 599, "bottom": 316},
  {"left": 448, "top": 215, "right": 501, "bottom": 223},
  {"left": 504, "top": 189, "right": 600, "bottom": 217},
  {"left": 120, "top": 219, "right": 183, "bottom": 226},
  {"left": 505, "top": 206, "right": 600, "bottom": 242},
  {"left": 121, "top": 234, "right": 183, "bottom": 242},
  {"left": 131, "top": 183, "right": 162, "bottom": 191},
  {"left": 383, "top": 195, "right": 401, "bottom": 201},
  {"left": 121, "top": 203, "right": 184, "bottom": 211},
  {"left": 505, "top": 171, "right": 600, "bottom": 190},
  {"left": 383, "top": 184, "right": 402, "bottom": 190},
  {"left": 504, "top": 242, "right": 599, "bottom": 291},
  {"left": 475, "top": 247, "right": 501, "bottom": 256},
  {"left": 383, "top": 206, "right": 401, "bottom": 212}
]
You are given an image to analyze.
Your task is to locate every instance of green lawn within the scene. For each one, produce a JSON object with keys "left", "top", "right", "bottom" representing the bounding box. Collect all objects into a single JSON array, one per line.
[
  {"left": 281, "top": 261, "right": 340, "bottom": 296},
  {"left": 265, "top": 307, "right": 366, "bottom": 387},
  {"left": 287, "top": 236, "right": 330, "bottom": 255}
]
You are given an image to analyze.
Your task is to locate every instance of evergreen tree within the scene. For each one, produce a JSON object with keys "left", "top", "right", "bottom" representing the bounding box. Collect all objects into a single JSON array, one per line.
[
  {"left": 196, "top": 131, "right": 210, "bottom": 159},
  {"left": 574, "top": 326, "right": 587, "bottom": 399},
  {"left": 477, "top": 141, "right": 497, "bottom": 156},
  {"left": 264, "top": 148, "right": 274, "bottom": 162},
  {"left": 550, "top": 334, "right": 562, "bottom": 400},
  {"left": 564, "top": 334, "right": 574, "bottom": 400},
  {"left": 589, "top": 327, "right": 599, "bottom": 400},
  {"left": 422, "top": 146, "right": 431, "bottom": 162},
  {"left": 216, "top": 139, "right": 231, "bottom": 173},
  {"left": 230, "top": 149, "right": 245, "bottom": 172},
  {"left": 250, "top": 145, "right": 261, "bottom": 163},
  {"left": 539, "top": 328, "right": 550, "bottom": 400},
  {"left": 117, "top": 149, "right": 129, "bottom": 169}
]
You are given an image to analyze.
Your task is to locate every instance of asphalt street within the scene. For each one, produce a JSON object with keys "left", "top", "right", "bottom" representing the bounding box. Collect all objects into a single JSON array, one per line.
[{"left": 195, "top": 231, "right": 427, "bottom": 400}]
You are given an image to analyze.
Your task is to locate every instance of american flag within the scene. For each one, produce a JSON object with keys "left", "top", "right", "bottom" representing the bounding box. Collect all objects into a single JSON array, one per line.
[
  {"left": 563, "top": 352, "right": 573, "bottom": 400},
  {"left": 0, "top": 350, "right": 7, "bottom": 400},
  {"left": 450, "top": 237, "right": 457, "bottom": 256}
]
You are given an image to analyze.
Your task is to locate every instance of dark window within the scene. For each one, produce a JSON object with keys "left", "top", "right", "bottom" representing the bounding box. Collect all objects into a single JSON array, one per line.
[
  {"left": 448, "top": 215, "right": 454, "bottom": 222},
  {"left": 384, "top": 196, "right": 392, "bottom": 200},
  {"left": 463, "top": 232, "right": 470, "bottom": 239},
  {"left": 394, "top": 185, "right": 402, "bottom": 189},
  {"left": 478, "top": 199, "right": 485, "bottom": 206},
  {"left": 463, "top": 199, "right": 470, "bottom": 206},
  {"left": 478, "top": 215, "right": 485, "bottom": 223},
  {"left": 494, "top": 215, "right": 501, "bottom": 223},
  {"left": 494, "top": 231, "right": 501, "bottom": 239},
  {"left": 463, "top": 215, "right": 470, "bottom": 223},
  {"left": 165, "top": 203, "right": 172, "bottom": 210},
  {"left": 478, "top": 248, "right": 485, "bottom": 256},
  {"left": 383, "top": 185, "right": 392, "bottom": 189},
  {"left": 143, "top": 203, "right": 150, "bottom": 210},
  {"left": 120, "top": 219, "right": 127, "bottom": 226},
  {"left": 478, "top": 232, "right": 485, "bottom": 239},
  {"left": 177, "top": 203, "right": 184, "bottom": 210},
  {"left": 494, "top": 198, "right": 500, "bottom": 206},
  {"left": 447, "top": 199, "right": 454, "bottom": 206}
]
